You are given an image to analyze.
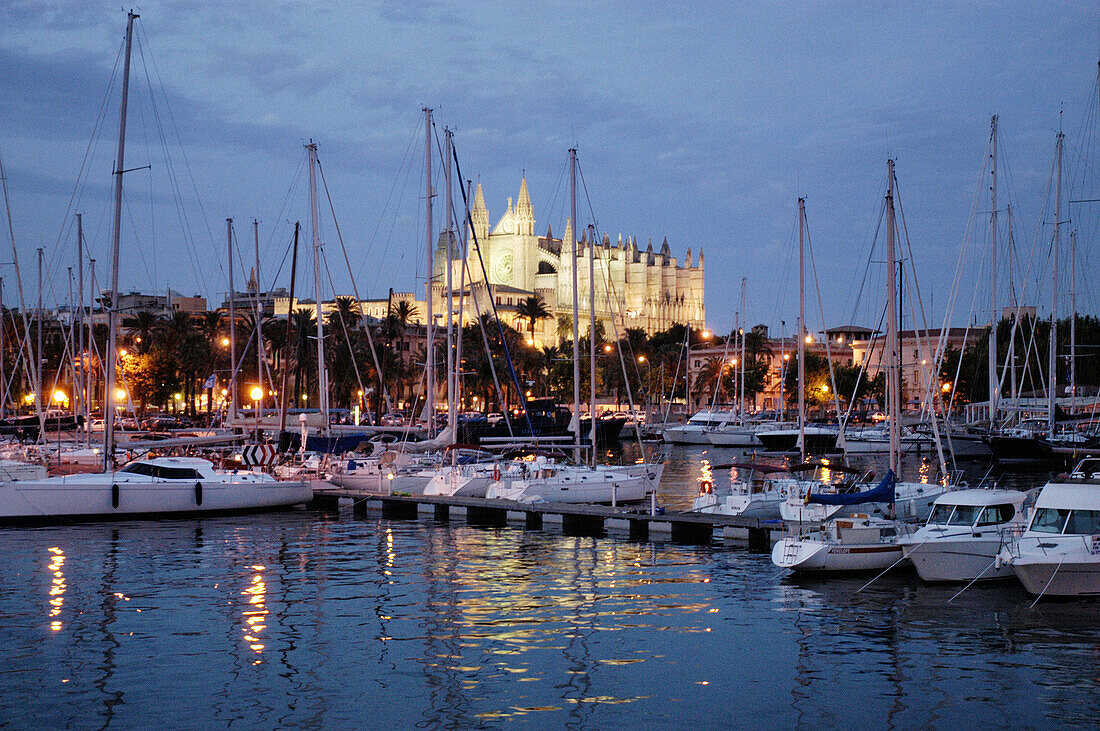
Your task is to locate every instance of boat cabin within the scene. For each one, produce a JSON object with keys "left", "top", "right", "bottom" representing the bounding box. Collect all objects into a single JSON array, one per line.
[{"left": 925, "top": 489, "right": 1027, "bottom": 529}]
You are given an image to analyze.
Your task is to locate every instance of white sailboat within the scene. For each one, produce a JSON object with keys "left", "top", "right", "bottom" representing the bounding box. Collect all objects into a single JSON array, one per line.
[{"left": 0, "top": 13, "right": 309, "bottom": 521}]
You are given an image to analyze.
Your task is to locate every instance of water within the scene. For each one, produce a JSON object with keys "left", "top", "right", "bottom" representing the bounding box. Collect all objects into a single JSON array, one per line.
[{"left": 1, "top": 447, "right": 1095, "bottom": 729}]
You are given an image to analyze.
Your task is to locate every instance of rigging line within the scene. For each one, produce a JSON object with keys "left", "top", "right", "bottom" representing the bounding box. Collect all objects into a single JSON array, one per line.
[
  {"left": 136, "top": 24, "right": 220, "bottom": 294},
  {"left": 575, "top": 160, "right": 648, "bottom": 393},
  {"left": 450, "top": 142, "right": 535, "bottom": 438},
  {"left": 846, "top": 196, "right": 886, "bottom": 328},
  {"left": 316, "top": 155, "right": 392, "bottom": 413},
  {"left": 802, "top": 210, "right": 845, "bottom": 428},
  {"left": 47, "top": 37, "right": 125, "bottom": 269},
  {"left": 359, "top": 117, "right": 422, "bottom": 288},
  {"left": 893, "top": 173, "right": 949, "bottom": 475},
  {"left": 134, "top": 34, "right": 208, "bottom": 294},
  {"left": 120, "top": 187, "right": 158, "bottom": 291},
  {"left": 319, "top": 248, "right": 369, "bottom": 417}
]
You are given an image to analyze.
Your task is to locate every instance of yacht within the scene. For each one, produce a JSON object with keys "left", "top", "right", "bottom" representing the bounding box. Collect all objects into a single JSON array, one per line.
[
  {"left": 999, "top": 458, "right": 1100, "bottom": 597},
  {"left": 485, "top": 457, "right": 648, "bottom": 504},
  {"left": 662, "top": 410, "right": 738, "bottom": 445},
  {"left": 771, "top": 514, "right": 908, "bottom": 573},
  {"left": 692, "top": 461, "right": 790, "bottom": 519},
  {"left": 841, "top": 424, "right": 933, "bottom": 455},
  {"left": 0, "top": 457, "right": 311, "bottom": 521},
  {"left": 898, "top": 488, "right": 1030, "bottom": 582}
]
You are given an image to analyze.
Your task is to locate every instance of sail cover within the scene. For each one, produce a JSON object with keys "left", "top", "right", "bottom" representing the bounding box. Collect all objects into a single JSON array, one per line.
[{"left": 807, "top": 470, "right": 895, "bottom": 506}]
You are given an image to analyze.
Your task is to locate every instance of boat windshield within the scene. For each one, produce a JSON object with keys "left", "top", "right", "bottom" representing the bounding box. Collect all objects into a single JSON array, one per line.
[
  {"left": 927, "top": 504, "right": 955, "bottom": 525},
  {"left": 1030, "top": 508, "right": 1070, "bottom": 534},
  {"left": 119, "top": 463, "right": 203, "bottom": 480},
  {"left": 1063, "top": 509, "right": 1100, "bottom": 535},
  {"left": 948, "top": 505, "right": 981, "bottom": 525},
  {"left": 975, "top": 504, "right": 1016, "bottom": 526}
]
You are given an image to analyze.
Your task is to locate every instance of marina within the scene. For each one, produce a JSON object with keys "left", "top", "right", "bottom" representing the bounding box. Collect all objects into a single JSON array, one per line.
[{"left": 2, "top": 3, "right": 1099, "bottom": 728}]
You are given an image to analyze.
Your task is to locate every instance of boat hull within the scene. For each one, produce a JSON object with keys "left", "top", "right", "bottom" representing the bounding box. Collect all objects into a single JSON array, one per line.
[
  {"left": 1011, "top": 559, "right": 1100, "bottom": 597},
  {"left": 0, "top": 477, "right": 311, "bottom": 522},
  {"left": 902, "top": 537, "right": 1015, "bottom": 582},
  {"left": 771, "top": 536, "right": 904, "bottom": 572}
]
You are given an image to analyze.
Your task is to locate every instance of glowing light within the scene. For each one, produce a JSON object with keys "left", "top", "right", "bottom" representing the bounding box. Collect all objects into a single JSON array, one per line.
[
  {"left": 115, "top": 389, "right": 127, "bottom": 402},
  {"left": 52, "top": 390, "right": 67, "bottom": 404},
  {"left": 821, "top": 384, "right": 829, "bottom": 393},
  {"left": 941, "top": 382, "right": 952, "bottom": 392},
  {"left": 173, "top": 393, "right": 182, "bottom": 401},
  {"left": 783, "top": 354, "right": 790, "bottom": 361},
  {"left": 47, "top": 547, "right": 65, "bottom": 631},
  {"left": 526, "top": 338, "right": 535, "bottom": 346},
  {"left": 23, "top": 393, "right": 34, "bottom": 404},
  {"left": 301, "top": 394, "right": 308, "bottom": 401},
  {"left": 119, "top": 349, "right": 128, "bottom": 358},
  {"left": 221, "top": 337, "right": 230, "bottom": 347},
  {"left": 637, "top": 355, "right": 646, "bottom": 363},
  {"left": 603, "top": 344, "right": 613, "bottom": 353},
  {"left": 701, "top": 330, "right": 712, "bottom": 339},
  {"left": 805, "top": 335, "right": 813, "bottom": 344},
  {"left": 250, "top": 386, "right": 264, "bottom": 401}
]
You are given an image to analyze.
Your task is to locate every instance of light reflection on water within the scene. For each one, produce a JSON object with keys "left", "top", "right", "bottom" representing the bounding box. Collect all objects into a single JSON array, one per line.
[{"left": 0, "top": 447, "right": 1091, "bottom": 728}]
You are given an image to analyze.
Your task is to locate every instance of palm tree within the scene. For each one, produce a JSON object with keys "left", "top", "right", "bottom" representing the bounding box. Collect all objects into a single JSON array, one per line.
[
  {"left": 556, "top": 314, "right": 573, "bottom": 345},
  {"left": 130, "top": 310, "right": 160, "bottom": 353},
  {"left": 516, "top": 294, "right": 551, "bottom": 343},
  {"left": 289, "top": 308, "right": 317, "bottom": 406}
]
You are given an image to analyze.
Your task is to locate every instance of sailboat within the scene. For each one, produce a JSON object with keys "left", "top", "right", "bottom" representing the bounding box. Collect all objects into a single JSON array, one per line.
[
  {"left": 773, "top": 164, "right": 950, "bottom": 572},
  {"left": 0, "top": 13, "right": 310, "bottom": 521}
]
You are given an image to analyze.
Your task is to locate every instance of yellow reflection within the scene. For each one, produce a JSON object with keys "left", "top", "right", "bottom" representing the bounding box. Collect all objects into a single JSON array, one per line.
[
  {"left": 48, "top": 547, "right": 66, "bottom": 631},
  {"left": 241, "top": 564, "right": 268, "bottom": 661}
]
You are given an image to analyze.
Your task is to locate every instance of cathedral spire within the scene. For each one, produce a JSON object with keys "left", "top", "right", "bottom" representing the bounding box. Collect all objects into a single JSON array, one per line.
[
  {"left": 470, "top": 181, "right": 489, "bottom": 244},
  {"left": 515, "top": 175, "right": 534, "bottom": 235}
]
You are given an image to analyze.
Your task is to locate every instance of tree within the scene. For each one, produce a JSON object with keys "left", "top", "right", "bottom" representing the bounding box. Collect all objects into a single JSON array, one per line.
[{"left": 516, "top": 294, "right": 552, "bottom": 343}]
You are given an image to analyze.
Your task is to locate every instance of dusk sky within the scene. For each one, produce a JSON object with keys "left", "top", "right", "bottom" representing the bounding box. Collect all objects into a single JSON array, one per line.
[{"left": 2, "top": 1, "right": 1098, "bottom": 336}]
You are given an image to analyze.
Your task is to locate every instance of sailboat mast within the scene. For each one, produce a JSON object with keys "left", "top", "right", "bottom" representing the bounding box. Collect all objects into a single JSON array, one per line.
[
  {"left": 423, "top": 107, "right": 435, "bottom": 431},
  {"left": 77, "top": 213, "right": 86, "bottom": 440},
  {"left": 103, "top": 9, "right": 137, "bottom": 470},
  {"left": 588, "top": 224, "right": 597, "bottom": 467},
  {"left": 1008, "top": 204, "right": 1018, "bottom": 404},
  {"left": 253, "top": 218, "right": 263, "bottom": 418},
  {"left": 307, "top": 142, "right": 329, "bottom": 434},
  {"left": 988, "top": 115, "right": 999, "bottom": 421},
  {"left": 570, "top": 148, "right": 580, "bottom": 458},
  {"left": 278, "top": 222, "right": 299, "bottom": 437},
  {"left": 1048, "top": 132, "right": 1063, "bottom": 434},
  {"left": 455, "top": 179, "right": 471, "bottom": 424},
  {"left": 886, "top": 160, "right": 900, "bottom": 474},
  {"left": 797, "top": 197, "right": 806, "bottom": 464},
  {"left": 739, "top": 277, "right": 746, "bottom": 420},
  {"left": 444, "top": 128, "right": 455, "bottom": 437},
  {"left": 68, "top": 267, "right": 75, "bottom": 420},
  {"left": 227, "top": 218, "right": 237, "bottom": 416},
  {"left": 36, "top": 247, "right": 43, "bottom": 416},
  {"left": 1070, "top": 228, "right": 1077, "bottom": 406}
]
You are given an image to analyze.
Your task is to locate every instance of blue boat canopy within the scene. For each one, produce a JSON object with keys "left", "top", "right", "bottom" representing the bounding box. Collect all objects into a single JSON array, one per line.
[{"left": 807, "top": 470, "right": 895, "bottom": 506}]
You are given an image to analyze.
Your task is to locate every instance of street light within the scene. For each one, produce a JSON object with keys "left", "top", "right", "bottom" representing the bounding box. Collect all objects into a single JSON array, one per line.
[{"left": 221, "top": 337, "right": 230, "bottom": 347}]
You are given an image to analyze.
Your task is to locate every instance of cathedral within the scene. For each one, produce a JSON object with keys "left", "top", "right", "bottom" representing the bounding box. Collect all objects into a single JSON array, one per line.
[{"left": 432, "top": 177, "right": 705, "bottom": 347}]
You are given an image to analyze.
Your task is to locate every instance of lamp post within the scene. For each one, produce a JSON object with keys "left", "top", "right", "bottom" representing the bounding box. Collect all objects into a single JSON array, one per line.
[{"left": 250, "top": 385, "right": 263, "bottom": 441}]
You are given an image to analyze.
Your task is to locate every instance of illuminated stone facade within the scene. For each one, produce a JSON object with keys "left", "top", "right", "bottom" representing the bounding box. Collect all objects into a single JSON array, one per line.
[{"left": 432, "top": 177, "right": 705, "bottom": 346}]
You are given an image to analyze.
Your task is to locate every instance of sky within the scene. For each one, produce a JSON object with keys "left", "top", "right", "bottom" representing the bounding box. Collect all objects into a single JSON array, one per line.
[{"left": 1, "top": 1, "right": 1098, "bottom": 336}]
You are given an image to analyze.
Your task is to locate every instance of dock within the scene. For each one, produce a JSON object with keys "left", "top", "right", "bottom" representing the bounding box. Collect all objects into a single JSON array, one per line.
[{"left": 308, "top": 488, "right": 783, "bottom": 548}]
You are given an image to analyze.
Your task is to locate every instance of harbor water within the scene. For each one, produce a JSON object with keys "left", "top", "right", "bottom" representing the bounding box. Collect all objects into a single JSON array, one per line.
[{"left": 1, "top": 445, "right": 1095, "bottom": 728}]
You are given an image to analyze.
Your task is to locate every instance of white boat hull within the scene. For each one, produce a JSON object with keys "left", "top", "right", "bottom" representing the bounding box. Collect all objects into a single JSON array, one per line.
[
  {"left": 902, "top": 536, "right": 1015, "bottom": 582},
  {"left": 771, "top": 535, "right": 904, "bottom": 572},
  {"left": 0, "top": 474, "right": 311, "bottom": 520},
  {"left": 487, "top": 474, "right": 648, "bottom": 504},
  {"left": 1011, "top": 559, "right": 1100, "bottom": 596},
  {"left": 693, "top": 490, "right": 783, "bottom": 519},
  {"left": 706, "top": 430, "right": 761, "bottom": 447}
]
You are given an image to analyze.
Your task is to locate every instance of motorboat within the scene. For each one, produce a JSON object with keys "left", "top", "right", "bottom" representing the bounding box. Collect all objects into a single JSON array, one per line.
[
  {"left": 984, "top": 418, "right": 1054, "bottom": 463},
  {"left": 898, "top": 488, "right": 1030, "bottom": 582},
  {"left": 692, "top": 461, "right": 790, "bottom": 519},
  {"left": 423, "top": 461, "right": 500, "bottom": 497},
  {"left": 0, "top": 456, "right": 311, "bottom": 521},
  {"left": 780, "top": 468, "right": 948, "bottom": 524},
  {"left": 771, "top": 514, "right": 908, "bottom": 573},
  {"left": 998, "top": 458, "right": 1100, "bottom": 597},
  {"left": 662, "top": 410, "right": 738, "bottom": 445},
  {"left": 485, "top": 457, "right": 648, "bottom": 504}
]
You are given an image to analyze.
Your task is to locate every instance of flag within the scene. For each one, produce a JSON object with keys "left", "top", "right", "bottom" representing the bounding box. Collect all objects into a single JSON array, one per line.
[{"left": 202, "top": 373, "right": 216, "bottom": 389}]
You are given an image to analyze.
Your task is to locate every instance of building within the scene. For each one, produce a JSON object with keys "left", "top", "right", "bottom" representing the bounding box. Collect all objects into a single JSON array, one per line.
[{"left": 432, "top": 178, "right": 705, "bottom": 346}]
